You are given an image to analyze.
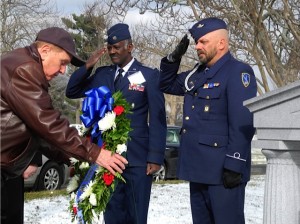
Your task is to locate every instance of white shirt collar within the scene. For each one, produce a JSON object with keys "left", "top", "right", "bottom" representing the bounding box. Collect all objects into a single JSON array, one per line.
[{"left": 116, "top": 58, "right": 135, "bottom": 77}]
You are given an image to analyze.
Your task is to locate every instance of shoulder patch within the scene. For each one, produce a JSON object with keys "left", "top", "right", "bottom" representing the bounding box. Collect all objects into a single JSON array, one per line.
[{"left": 241, "top": 73, "right": 250, "bottom": 87}]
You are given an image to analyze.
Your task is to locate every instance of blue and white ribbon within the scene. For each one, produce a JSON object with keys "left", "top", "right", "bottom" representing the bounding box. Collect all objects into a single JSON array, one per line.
[{"left": 75, "top": 86, "right": 114, "bottom": 224}]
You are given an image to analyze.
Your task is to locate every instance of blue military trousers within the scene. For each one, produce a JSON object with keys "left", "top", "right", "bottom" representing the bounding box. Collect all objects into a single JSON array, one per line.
[
  {"left": 189, "top": 182, "right": 246, "bottom": 224},
  {"left": 104, "top": 166, "right": 153, "bottom": 224}
]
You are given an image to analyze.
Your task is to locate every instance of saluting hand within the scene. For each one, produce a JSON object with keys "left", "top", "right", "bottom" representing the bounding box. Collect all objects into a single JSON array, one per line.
[
  {"left": 167, "top": 34, "right": 190, "bottom": 62},
  {"left": 85, "top": 48, "right": 107, "bottom": 70},
  {"left": 95, "top": 148, "right": 128, "bottom": 175}
]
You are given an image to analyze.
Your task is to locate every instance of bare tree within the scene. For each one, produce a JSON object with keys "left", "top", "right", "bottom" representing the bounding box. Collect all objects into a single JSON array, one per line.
[
  {"left": 59, "top": 0, "right": 299, "bottom": 124},
  {"left": 96, "top": 0, "right": 300, "bottom": 124},
  {"left": 0, "top": 0, "right": 61, "bottom": 53},
  {"left": 102, "top": 0, "right": 300, "bottom": 95}
]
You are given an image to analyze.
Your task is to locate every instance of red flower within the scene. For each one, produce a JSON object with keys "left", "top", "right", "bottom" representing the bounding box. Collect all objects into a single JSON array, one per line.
[
  {"left": 103, "top": 172, "right": 115, "bottom": 186},
  {"left": 72, "top": 204, "right": 78, "bottom": 215},
  {"left": 113, "top": 106, "right": 125, "bottom": 116}
]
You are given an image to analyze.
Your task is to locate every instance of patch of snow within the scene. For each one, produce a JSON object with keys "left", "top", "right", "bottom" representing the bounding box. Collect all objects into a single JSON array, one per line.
[{"left": 24, "top": 175, "right": 265, "bottom": 224}]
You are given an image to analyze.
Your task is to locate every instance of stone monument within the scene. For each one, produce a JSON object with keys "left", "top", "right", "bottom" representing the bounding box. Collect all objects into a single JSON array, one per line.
[{"left": 244, "top": 80, "right": 300, "bottom": 224}]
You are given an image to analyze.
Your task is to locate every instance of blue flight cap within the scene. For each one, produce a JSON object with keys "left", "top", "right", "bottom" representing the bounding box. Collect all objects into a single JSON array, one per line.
[
  {"left": 189, "top": 17, "right": 227, "bottom": 42},
  {"left": 106, "top": 23, "right": 131, "bottom": 45}
]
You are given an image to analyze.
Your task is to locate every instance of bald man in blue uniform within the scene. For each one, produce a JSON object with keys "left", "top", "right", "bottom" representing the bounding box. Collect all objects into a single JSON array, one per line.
[
  {"left": 66, "top": 23, "right": 166, "bottom": 224},
  {"left": 159, "top": 17, "right": 257, "bottom": 224}
]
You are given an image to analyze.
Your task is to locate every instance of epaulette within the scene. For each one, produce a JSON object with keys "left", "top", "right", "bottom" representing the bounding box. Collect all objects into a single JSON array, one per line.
[{"left": 138, "top": 61, "right": 156, "bottom": 71}]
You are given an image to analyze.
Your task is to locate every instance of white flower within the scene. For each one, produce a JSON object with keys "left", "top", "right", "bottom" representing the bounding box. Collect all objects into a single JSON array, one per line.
[
  {"left": 70, "top": 192, "right": 76, "bottom": 200},
  {"left": 69, "top": 157, "right": 79, "bottom": 165},
  {"left": 79, "top": 162, "right": 90, "bottom": 170},
  {"left": 116, "top": 144, "right": 127, "bottom": 155},
  {"left": 89, "top": 193, "right": 97, "bottom": 206},
  {"left": 92, "top": 209, "right": 104, "bottom": 223},
  {"left": 98, "top": 111, "right": 116, "bottom": 132},
  {"left": 80, "top": 180, "right": 94, "bottom": 200},
  {"left": 67, "top": 175, "right": 79, "bottom": 193},
  {"left": 78, "top": 126, "right": 88, "bottom": 136}
]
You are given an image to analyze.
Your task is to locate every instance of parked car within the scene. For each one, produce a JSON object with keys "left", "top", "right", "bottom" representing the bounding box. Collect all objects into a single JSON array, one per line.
[
  {"left": 153, "top": 125, "right": 181, "bottom": 181},
  {"left": 24, "top": 124, "right": 83, "bottom": 191},
  {"left": 24, "top": 154, "right": 71, "bottom": 191}
]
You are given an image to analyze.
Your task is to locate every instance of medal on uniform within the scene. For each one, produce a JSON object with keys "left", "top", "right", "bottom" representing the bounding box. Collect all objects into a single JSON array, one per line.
[
  {"left": 128, "top": 83, "right": 145, "bottom": 91},
  {"left": 203, "top": 83, "right": 220, "bottom": 89}
]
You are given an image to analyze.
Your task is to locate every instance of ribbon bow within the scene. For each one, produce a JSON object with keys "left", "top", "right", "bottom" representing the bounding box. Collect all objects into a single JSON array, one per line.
[{"left": 80, "top": 86, "right": 114, "bottom": 146}]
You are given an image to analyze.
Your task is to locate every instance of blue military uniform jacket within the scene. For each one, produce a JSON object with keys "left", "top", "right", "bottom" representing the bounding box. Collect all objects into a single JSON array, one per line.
[
  {"left": 160, "top": 52, "right": 257, "bottom": 184},
  {"left": 66, "top": 59, "right": 167, "bottom": 167}
]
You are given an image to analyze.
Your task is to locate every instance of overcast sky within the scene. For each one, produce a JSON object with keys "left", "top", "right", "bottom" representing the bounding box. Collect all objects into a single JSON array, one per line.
[
  {"left": 54, "top": 0, "right": 155, "bottom": 25},
  {"left": 55, "top": 0, "right": 88, "bottom": 15}
]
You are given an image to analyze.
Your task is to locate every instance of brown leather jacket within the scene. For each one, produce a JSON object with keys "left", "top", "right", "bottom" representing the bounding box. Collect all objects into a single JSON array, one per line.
[{"left": 1, "top": 44, "right": 99, "bottom": 178}]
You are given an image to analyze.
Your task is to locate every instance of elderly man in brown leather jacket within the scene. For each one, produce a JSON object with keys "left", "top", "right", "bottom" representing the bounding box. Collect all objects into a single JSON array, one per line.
[{"left": 0, "top": 27, "right": 128, "bottom": 223}]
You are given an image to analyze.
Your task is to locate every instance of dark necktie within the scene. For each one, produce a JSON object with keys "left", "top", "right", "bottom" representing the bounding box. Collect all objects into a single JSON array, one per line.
[{"left": 114, "top": 68, "right": 124, "bottom": 89}]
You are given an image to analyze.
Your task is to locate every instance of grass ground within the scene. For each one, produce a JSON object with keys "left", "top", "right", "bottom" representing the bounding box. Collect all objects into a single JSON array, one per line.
[{"left": 24, "top": 179, "right": 186, "bottom": 201}]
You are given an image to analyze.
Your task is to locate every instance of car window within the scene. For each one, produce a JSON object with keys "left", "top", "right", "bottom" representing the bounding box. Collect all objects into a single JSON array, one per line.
[{"left": 166, "top": 129, "right": 180, "bottom": 144}]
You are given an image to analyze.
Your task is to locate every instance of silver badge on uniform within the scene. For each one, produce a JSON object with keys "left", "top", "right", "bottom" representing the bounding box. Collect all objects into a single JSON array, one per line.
[{"left": 241, "top": 73, "right": 250, "bottom": 87}]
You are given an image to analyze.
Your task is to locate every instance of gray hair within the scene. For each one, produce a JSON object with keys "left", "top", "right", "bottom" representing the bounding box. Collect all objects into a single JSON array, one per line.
[{"left": 124, "top": 39, "right": 133, "bottom": 49}]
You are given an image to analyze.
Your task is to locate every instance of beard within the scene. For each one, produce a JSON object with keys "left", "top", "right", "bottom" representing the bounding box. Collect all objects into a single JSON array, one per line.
[{"left": 198, "top": 47, "right": 217, "bottom": 65}]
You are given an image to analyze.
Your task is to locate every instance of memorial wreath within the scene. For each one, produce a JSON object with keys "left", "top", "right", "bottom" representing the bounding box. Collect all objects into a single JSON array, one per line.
[{"left": 67, "top": 86, "right": 132, "bottom": 224}]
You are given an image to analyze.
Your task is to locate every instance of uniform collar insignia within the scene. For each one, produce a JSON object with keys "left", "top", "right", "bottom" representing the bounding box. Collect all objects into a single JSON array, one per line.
[{"left": 241, "top": 73, "right": 250, "bottom": 87}]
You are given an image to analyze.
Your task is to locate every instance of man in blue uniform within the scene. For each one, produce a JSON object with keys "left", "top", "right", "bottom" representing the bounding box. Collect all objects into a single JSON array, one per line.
[
  {"left": 66, "top": 23, "right": 167, "bottom": 224},
  {"left": 160, "top": 17, "right": 257, "bottom": 224}
]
